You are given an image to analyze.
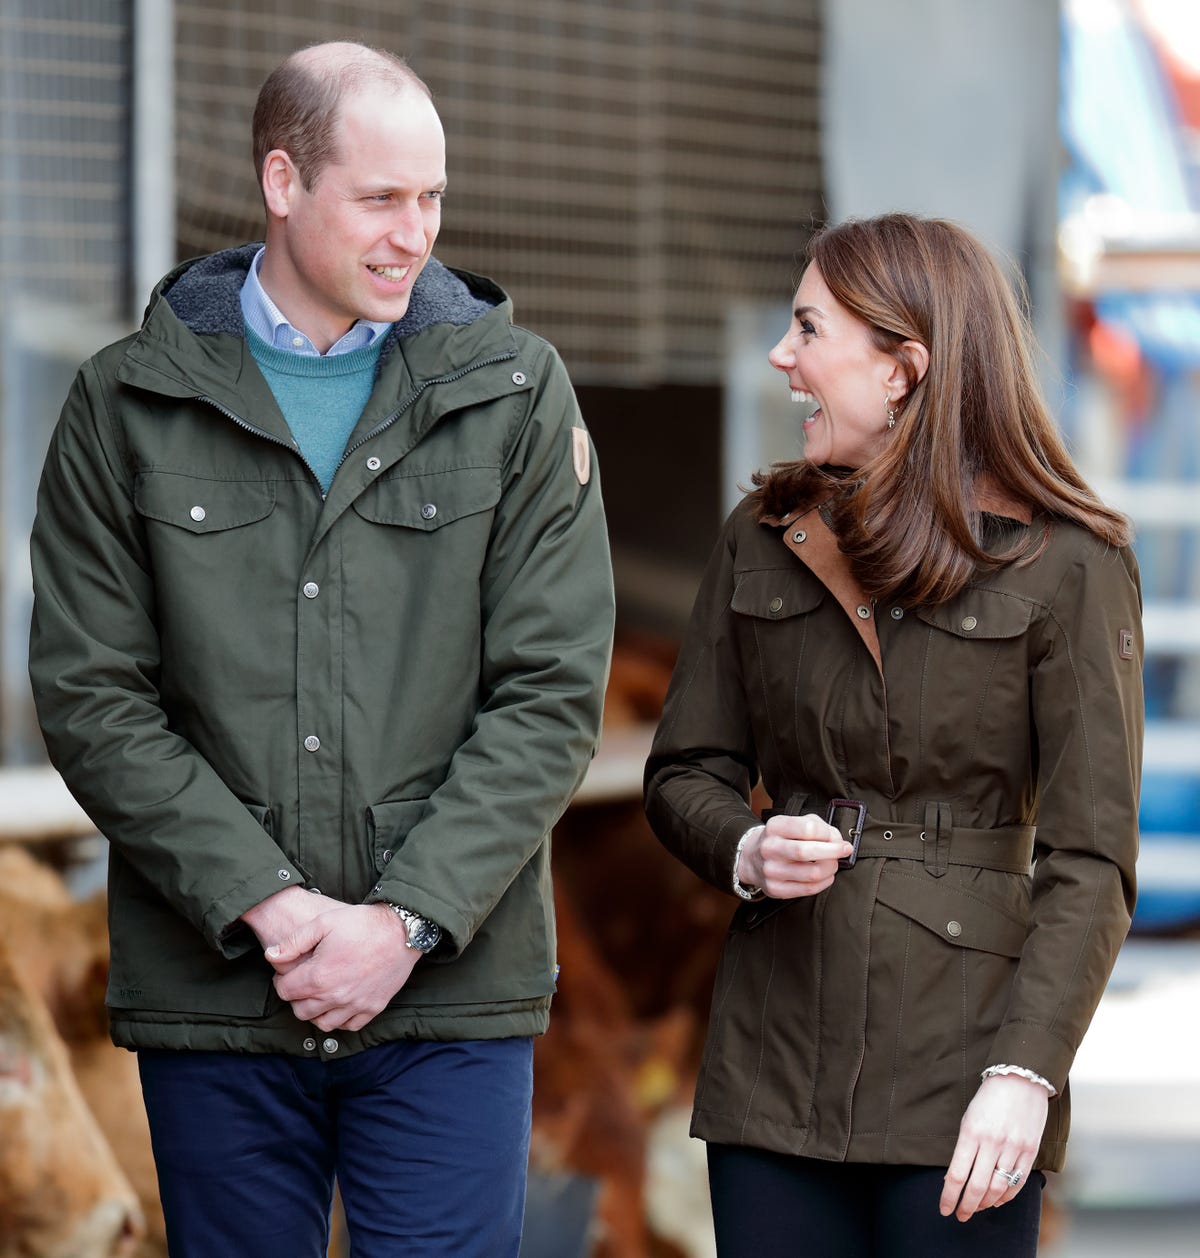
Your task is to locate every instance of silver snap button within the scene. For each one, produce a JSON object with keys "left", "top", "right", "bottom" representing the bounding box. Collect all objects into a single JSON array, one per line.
[
  {"left": 303, "top": 735, "right": 320, "bottom": 752},
  {"left": 768, "top": 597, "right": 783, "bottom": 613},
  {"left": 512, "top": 371, "right": 527, "bottom": 385},
  {"left": 190, "top": 505, "right": 206, "bottom": 522},
  {"left": 919, "top": 831, "right": 927, "bottom": 841},
  {"left": 856, "top": 604, "right": 871, "bottom": 619},
  {"left": 946, "top": 920, "right": 963, "bottom": 938},
  {"left": 277, "top": 868, "right": 291, "bottom": 880},
  {"left": 372, "top": 883, "right": 383, "bottom": 894},
  {"left": 308, "top": 886, "right": 321, "bottom": 895},
  {"left": 366, "top": 456, "right": 381, "bottom": 471},
  {"left": 302, "top": 1037, "right": 317, "bottom": 1051},
  {"left": 891, "top": 607, "right": 904, "bottom": 620},
  {"left": 303, "top": 582, "right": 319, "bottom": 599},
  {"left": 961, "top": 615, "right": 978, "bottom": 631},
  {"left": 322, "top": 1037, "right": 339, "bottom": 1054},
  {"left": 792, "top": 529, "right": 807, "bottom": 543},
  {"left": 382, "top": 848, "right": 392, "bottom": 862},
  {"left": 883, "top": 830, "right": 893, "bottom": 840},
  {"left": 420, "top": 503, "right": 437, "bottom": 520}
]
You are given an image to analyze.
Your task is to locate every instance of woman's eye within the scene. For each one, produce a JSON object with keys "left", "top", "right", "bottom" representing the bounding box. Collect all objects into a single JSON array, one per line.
[{"left": 799, "top": 319, "right": 816, "bottom": 336}]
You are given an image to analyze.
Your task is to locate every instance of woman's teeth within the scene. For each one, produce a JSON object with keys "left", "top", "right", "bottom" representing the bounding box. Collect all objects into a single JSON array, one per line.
[
  {"left": 369, "top": 265, "right": 410, "bottom": 281},
  {"left": 790, "top": 389, "right": 815, "bottom": 404}
]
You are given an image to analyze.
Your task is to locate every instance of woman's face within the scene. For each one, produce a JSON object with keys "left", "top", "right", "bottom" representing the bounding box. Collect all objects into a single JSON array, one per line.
[{"left": 768, "top": 264, "right": 902, "bottom": 469}]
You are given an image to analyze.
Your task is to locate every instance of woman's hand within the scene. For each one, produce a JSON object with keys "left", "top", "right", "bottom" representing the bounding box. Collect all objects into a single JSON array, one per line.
[
  {"left": 940, "top": 1074, "right": 1050, "bottom": 1221},
  {"left": 736, "top": 814, "right": 854, "bottom": 899}
]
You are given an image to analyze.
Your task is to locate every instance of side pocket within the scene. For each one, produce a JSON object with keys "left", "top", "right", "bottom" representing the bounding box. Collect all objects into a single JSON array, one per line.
[{"left": 366, "top": 798, "right": 432, "bottom": 874}]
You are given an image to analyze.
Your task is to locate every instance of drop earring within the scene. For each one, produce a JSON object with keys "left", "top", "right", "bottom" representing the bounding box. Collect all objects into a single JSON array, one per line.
[{"left": 885, "top": 395, "right": 897, "bottom": 429}]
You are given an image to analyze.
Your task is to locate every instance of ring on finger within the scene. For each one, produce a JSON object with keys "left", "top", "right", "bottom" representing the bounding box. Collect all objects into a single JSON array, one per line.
[{"left": 993, "top": 1167, "right": 1022, "bottom": 1187}]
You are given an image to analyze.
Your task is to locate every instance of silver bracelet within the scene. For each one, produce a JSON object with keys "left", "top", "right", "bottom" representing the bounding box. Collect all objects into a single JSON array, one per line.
[
  {"left": 732, "top": 825, "right": 766, "bottom": 901},
  {"left": 981, "top": 1063, "right": 1057, "bottom": 1096}
]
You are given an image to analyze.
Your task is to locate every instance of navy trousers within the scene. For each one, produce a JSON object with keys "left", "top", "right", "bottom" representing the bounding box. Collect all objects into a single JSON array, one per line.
[
  {"left": 707, "top": 1143, "right": 1045, "bottom": 1258},
  {"left": 138, "top": 1037, "right": 533, "bottom": 1258}
]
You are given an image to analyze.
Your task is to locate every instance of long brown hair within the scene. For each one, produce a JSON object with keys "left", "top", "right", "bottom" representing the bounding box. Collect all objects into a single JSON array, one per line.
[{"left": 754, "top": 213, "right": 1130, "bottom": 605}]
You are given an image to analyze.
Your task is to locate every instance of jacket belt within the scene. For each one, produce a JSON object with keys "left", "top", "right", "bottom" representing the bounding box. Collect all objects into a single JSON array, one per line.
[
  {"left": 852, "top": 819, "right": 1035, "bottom": 875},
  {"left": 771, "top": 793, "right": 1035, "bottom": 876}
]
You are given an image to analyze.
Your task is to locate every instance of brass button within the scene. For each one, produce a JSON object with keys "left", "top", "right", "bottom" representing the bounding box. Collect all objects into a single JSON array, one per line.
[
  {"left": 961, "top": 616, "right": 978, "bottom": 632},
  {"left": 946, "top": 920, "right": 963, "bottom": 938},
  {"left": 856, "top": 604, "right": 871, "bottom": 619},
  {"left": 769, "top": 597, "right": 783, "bottom": 613}
]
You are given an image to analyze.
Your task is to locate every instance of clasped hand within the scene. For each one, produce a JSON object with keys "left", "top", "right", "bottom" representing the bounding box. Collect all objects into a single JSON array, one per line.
[
  {"left": 242, "top": 887, "right": 418, "bottom": 1032},
  {"left": 736, "top": 813, "right": 854, "bottom": 898}
]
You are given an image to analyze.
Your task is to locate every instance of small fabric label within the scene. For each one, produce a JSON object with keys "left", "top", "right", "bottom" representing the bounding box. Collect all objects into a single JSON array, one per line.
[
  {"left": 1118, "top": 629, "right": 1135, "bottom": 660},
  {"left": 571, "top": 427, "right": 591, "bottom": 485}
]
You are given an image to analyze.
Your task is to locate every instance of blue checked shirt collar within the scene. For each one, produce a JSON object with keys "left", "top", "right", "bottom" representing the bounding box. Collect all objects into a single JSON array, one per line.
[{"left": 239, "top": 246, "right": 392, "bottom": 356}]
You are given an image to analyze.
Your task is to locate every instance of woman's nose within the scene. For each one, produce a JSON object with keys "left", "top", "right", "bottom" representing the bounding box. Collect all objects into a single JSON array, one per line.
[{"left": 767, "top": 339, "right": 792, "bottom": 371}]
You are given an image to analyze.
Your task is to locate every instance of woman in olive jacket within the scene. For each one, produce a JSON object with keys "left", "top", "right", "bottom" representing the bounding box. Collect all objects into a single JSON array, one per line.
[{"left": 644, "top": 214, "right": 1142, "bottom": 1257}]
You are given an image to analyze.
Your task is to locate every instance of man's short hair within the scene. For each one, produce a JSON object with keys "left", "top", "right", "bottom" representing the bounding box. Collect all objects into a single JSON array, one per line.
[{"left": 252, "top": 44, "right": 432, "bottom": 193}]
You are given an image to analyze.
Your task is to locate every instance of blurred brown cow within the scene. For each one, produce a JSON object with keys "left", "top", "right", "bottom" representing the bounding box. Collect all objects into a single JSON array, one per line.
[{"left": 0, "top": 846, "right": 155, "bottom": 1258}]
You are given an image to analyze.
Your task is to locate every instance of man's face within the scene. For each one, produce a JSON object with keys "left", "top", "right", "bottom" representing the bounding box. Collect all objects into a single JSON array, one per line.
[{"left": 261, "top": 85, "right": 447, "bottom": 351}]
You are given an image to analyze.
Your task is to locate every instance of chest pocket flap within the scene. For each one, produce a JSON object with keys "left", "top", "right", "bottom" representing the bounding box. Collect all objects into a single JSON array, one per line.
[
  {"left": 731, "top": 568, "right": 825, "bottom": 620},
  {"left": 134, "top": 472, "right": 275, "bottom": 534},
  {"left": 915, "top": 588, "right": 1034, "bottom": 640},
  {"left": 353, "top": 466, "right": 502, "bottom": 531}
]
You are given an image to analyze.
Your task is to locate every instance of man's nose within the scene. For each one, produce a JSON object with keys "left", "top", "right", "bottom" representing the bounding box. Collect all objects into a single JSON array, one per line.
[{"left": 388, "top": 204, "right": 428, "bottom": 255}]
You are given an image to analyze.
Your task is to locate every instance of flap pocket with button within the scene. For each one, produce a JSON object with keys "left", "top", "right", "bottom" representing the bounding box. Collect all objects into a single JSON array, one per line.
[
  {"left": 875, "top": 866, "right": 1029, "bottom": 956},
  {"left": 915, "top": 588, "right": 1034, "bottom": 640},
  {"left": 731, "top": 568, "right": 825, "bottom": 620},
  {"left": 353, "top": 466, "right": 501, "bottom": 531},
  {"left": 367, "top": 798, "right": 432, "bottom": 873},
  {"left": 134, "top": 472, "right": 276, "bottom": 534}
]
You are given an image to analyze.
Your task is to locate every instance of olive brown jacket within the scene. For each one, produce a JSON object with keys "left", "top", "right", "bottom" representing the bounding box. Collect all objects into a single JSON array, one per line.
[{"left": 644, "top": 490, "right": 1142, "bottom": 1172}]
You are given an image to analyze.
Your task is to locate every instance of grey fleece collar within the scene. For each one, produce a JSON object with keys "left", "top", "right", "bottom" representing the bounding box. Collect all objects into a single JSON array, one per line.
[{"left": 160, "top": 243, "right": 497, "bottom": 364}]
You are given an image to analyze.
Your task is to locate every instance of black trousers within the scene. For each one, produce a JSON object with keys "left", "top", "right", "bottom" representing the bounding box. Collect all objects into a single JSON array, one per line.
[{"left": 707, "top": 1144, "right": 1044, "bottom": 1258}]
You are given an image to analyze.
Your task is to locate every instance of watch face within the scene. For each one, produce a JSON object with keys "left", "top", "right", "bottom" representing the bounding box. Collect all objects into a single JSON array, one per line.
[{"left": 403, "top": 912, "right": 441, "bottom": 952}]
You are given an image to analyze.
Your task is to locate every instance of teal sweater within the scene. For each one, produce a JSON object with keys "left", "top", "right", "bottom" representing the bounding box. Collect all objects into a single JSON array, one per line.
[{"left": 246, "top": 325, "right": 386, "bottom": 493}]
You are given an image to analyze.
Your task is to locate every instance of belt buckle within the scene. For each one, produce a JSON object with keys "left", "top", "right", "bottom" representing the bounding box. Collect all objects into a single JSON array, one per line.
[{"left": 827, "top": 798, "right": 867, "bottom": 869}]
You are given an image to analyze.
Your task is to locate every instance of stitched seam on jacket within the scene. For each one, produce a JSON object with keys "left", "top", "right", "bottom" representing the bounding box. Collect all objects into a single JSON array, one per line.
[
  {"left": 752, "top": 619, "right": 785, "bottom": 788},
  {"left": 966, "top": 641, "right": 1003, "bottom": 767},
  {"left": 882, "top": 918, "right": 912, "bottom": 1160},
  {"left": 739, "top": 914, "right": 779, "bottom": 1140},
  {"left": 695, "top": 932, "right": 745, "bottom": 1114},
  {"left": 1041, "top": 604, "right": 1102, "bottom": 1035},
  {"left": 960, "top": 948, "right": 970, "bottom": 1114},
  {"left": 791, "top": 613, "right": 811, "bottom": 791}
]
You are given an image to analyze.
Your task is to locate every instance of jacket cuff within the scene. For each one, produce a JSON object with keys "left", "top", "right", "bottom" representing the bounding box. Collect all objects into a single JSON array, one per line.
[
  {"left": 365, "top": 878, "right": 467, "bottom": 959},
  {"left": 986, "top": 1021, "right": 1076, "bottom": 1095},
  {"left": 205, "top": 862, "right": 306, "bottom": 958}
]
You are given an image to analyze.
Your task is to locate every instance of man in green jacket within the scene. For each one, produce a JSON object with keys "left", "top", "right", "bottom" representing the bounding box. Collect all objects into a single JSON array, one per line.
[{"left": 29, "top": 42, "right": 613, "bottom": 1258}]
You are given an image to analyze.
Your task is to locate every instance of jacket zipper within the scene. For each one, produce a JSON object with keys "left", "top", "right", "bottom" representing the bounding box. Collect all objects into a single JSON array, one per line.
[
  {"left": 195, "top": 394, "right": 326, "bottom": 495},
  {"left": 335, "top": 349, "right": 518, "bottom": 471},
  {"left": 198, "top": 349, "right": 518, "bottom": 495}
]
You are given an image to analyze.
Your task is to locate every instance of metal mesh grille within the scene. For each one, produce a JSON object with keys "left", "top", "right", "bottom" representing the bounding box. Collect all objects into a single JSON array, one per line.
[
  {"left": 175, "top": 0, "right": 822, "bottom": 384},
  {"left": 0, "top": 2, "right": 130, "bottom": 311}
]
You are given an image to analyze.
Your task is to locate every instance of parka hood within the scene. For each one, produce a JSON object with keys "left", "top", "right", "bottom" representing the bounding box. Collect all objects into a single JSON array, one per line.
[{"left": 149, "top": 243, "right": 499, "bottom": 355}]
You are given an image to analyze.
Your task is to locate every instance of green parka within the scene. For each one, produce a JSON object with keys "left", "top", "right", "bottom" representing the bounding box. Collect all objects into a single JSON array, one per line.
[
  {"left": 644, "top": 491, "right": 1142, "bottom": 1173},
  {"left": 29, "top": 246, "right": 614, "bottom": 1056}
]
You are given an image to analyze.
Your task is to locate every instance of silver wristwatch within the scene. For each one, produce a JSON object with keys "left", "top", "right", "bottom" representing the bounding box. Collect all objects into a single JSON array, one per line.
[{"left": 385, "top": 903, "right": 442, "bottom": 953}]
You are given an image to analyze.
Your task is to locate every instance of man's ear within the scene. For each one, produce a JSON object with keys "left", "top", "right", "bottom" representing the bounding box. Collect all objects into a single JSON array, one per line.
[
  {"left": 888, "top": 339, "right": 930, "bottom": 400},
  {"left": 261, "top": 150, "right": 298, "bottom": 220}
]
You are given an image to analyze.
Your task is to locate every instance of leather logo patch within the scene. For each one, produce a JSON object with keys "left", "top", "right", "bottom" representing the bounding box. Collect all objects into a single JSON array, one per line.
[
  {"left": 1118, "top": 629, "right": 1135, "bottom": 660},
  {"left": 571, "top": 427, "right": 591, "bottom": 485}
]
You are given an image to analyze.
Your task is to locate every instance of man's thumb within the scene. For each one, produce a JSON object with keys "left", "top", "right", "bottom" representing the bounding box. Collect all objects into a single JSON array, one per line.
[{"left": 266, "top": 922, "right": 316, "bottom": 962}]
